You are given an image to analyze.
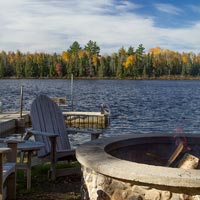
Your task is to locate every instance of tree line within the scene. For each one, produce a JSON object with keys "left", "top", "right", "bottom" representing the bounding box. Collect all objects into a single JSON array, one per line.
[{"left": 0, "top": 40, "right": 200, "bottom": 79}]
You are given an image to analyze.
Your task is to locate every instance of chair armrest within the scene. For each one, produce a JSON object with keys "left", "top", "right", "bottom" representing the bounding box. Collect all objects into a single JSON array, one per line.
[
  {"left": 25, "top": 128, "right": 58, "bottom": 138},
  {"left": 0, "top": 138, "right": 23, "bottom": 143},
  {"left": 0, "top": 140, "right": 20, "bottom": 162},
  {"left": 0, "top": 148, "right": 11, "bottom": 154}
]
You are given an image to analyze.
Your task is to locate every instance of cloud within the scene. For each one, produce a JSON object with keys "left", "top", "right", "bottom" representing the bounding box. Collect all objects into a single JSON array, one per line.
[
  {"left": 154, "top": 3, "right": 182, "bottom": 15},
  {"left": 188, "top": 4, "right": 200, "bottom": 13},
  {"left": 0, "top": 0, "right": 199, "bottom": 54},
  {"left": 160, "top": 22, "right": 200, "bottom": 53}
]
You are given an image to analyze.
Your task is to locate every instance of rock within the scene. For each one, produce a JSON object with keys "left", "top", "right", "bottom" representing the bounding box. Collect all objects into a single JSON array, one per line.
[
  {"left": 161, "top": 191, "right": 171, "bottom": 200},
  {"left": 112, "top": 191, "right": 123, "bottom": 200},
  {"left": 128, "top": 193, "right": 143, "bottom": 200},
  {"left": 132, "top": 185, "right": 147, "bottom": 196},
  {"left": 145, "top": 189, "right": 161, "bottom": 200}
]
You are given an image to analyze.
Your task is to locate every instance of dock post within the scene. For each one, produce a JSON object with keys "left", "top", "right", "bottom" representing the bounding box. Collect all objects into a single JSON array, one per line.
[
  {"left": 18, "top": 85, "right": 25, "bottom": 133},
  {"left": 71, "top": 73, "right": 74, "bottom": 111},
  {"left": 19, "top": 85, "right": 23, "bottom": 118},
  {"left": 0, "top": 99, "right": 2, "bottom": 113}
]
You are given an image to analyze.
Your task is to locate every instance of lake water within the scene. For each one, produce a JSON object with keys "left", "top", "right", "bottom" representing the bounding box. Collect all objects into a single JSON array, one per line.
[{"left": 1, "top": 79, "right": 200, "bottom": 144}]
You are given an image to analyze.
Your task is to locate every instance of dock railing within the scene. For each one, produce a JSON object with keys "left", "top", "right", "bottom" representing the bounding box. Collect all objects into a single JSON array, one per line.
[{"left": 64, "top": 112, "right": 109, "bottom": 129}]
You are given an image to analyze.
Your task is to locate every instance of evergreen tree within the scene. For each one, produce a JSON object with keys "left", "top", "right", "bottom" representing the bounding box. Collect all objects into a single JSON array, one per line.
[
  {"left": 83, "top": 41, "right": 99, "bottom": 77},
  {"left": 99, "top": 57, "right": 105, "bottom": 77},
  {"left": 15, "top": 50, "right": 25, "bottom": 78},
  {"left": 68, "top": 41, "right": 82, "bottom": 54},
  {"left": 24, "top": 53, "right": 34, "bottom": 77},
  {"left": 135, "top": 44, "right": 145, "bottom": 77},
  {"left": 84, "top": 40, "right": 100, "bottom": 56},
  {"left": 127, "top": 46, "right": 135, "bottom": 56},
  {"left": 117, "top": 47, "right": 126, "bottom": 78},
  {"left": 0, "top": 58, "right": 4, "bottom": 78}
]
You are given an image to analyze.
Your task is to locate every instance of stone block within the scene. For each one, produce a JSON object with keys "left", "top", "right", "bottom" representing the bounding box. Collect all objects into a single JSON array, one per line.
[
  {"left": 127, "top": 193, "right": 143, "bottom": 200},
  {"left": 132, "top": 185, "right": 148, "bottom": 196},
  {"left": 161, "top": 191, "right": 171, "bottom": 200},
  {"left": 97, "top": 190, "right": 110, "bottom": 200},
  {"left": 112, "top": 191, "right": 123, "bottom": 200},
  {"left": 193, "top": 195, "right": 200, "bottom": 200},
  {"left": 145, "top": 189, "right": 161, "bottom": 200}
]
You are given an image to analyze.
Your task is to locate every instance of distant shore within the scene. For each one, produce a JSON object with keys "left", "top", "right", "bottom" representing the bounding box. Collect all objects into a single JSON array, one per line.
[{"left": 2, "top": 75, "right": 200, "bottom": 80}]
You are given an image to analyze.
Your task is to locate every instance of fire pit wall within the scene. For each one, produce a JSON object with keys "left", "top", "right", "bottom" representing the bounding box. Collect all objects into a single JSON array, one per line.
[{"left": 76, "top": 134, "right": 200, "bottom": 200}]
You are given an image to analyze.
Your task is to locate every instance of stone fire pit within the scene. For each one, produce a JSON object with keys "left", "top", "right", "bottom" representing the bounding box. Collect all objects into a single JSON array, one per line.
[{"left": 76, "top": 134, "right": 200, "bottom": 200}]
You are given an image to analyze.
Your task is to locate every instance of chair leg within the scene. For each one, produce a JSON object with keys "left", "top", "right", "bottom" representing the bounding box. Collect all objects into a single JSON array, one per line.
[
  {"left": 49, "top": 137, "right": 57, "bottom": 180},
  {"left": 91, "top": 133, "right": 100, "bottom": 140},
  {"left": 0, "top": 187, "right": 2, "bottom": 200},
  {"left": 0, "top": 154, "right": 3, "bottom": 200},
  {"left": 26, "top": 151, "right": 32, "bottom": 189},
  {"left": 6, "top": 172, "right": 16, "bottom": 200}
]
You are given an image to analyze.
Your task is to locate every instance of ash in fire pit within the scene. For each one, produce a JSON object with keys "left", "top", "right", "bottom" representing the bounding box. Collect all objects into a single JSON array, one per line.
[{"left": 76, "top": 134, "right": 200, "bottom": 200}]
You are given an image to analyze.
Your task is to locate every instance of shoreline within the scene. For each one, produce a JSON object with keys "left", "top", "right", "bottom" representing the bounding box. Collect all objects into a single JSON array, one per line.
[{"left": 2, "top": 75, "right": 200, "bottom": 80}]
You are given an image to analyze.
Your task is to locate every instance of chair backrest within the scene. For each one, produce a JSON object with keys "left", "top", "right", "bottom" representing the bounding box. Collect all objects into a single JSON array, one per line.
[{"left": 30, "top": 95, "right": 71, "bottom": 157}]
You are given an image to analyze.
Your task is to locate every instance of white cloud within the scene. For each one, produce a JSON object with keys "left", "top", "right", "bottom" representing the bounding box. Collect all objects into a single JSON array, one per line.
[
  {"left": 0, "top": 0, "right": 199, "bottom": 54},
  {"left": 154, "top": 3, "right": 182, "bottom": 15},
  {"left": 159, "top": 23, "right": 200, "bottom": 53}
]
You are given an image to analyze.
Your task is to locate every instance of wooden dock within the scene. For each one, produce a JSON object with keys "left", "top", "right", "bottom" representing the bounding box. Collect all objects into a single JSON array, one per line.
[
  {"left": 0, "top": 111, "right": 30, "bottom": 136},
  {"left": 64, "top": 111, "right": 109, "bottom": 129},
  {"left": 0, "top": 111, "right": 109, "bottom": 136}
]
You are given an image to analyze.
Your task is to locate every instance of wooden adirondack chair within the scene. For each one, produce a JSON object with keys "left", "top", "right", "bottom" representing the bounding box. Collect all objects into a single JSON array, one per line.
[
  {"left": 0, "top": 140, "right": 18, "bottom": 200},
  {"left": 25, "top": 95, "right": 101, "bottom": 180}
]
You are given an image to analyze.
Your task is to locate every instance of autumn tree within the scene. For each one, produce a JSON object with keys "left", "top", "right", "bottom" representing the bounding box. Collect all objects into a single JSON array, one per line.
[
  {"left": 144, "top": 53, "right": 154, "bottom": 78},
  {"left": 24, "top": 53, "right": 34, "bottom": 77},
  {"left": 84, "top": 40, "right": 100, "bottom": 77},
  {"left": 0, "top": 59, "right": 4, "bottom": 78},
  {"left": 2, "top": 41, "right": 200, "bottom": 79},
  {"left": 181, "top": 53, "right": 191, "bottom": 76},
  {"left": 192, "top": 53, "right": 200, "bottom": 76},
  {"left": 123, "top": 55, "right": 136, "bottom": 77},
  {"left": 110, "top": 53, "right": 118, "bottom": 77},
  {"left": 99, "top": 56, "right": 105, "bottom": 77},
  {"left": 117, "top": 47, "right": 126, "bottom": 78},
  {"left": 0, "top": 52, "right": 6, "bottom": 78},
  {"left": 15, "top": 50, "right": 24, "bottom": 77},
  {"left": 55, "top": 63, "right": 63, "bottom": 77}
]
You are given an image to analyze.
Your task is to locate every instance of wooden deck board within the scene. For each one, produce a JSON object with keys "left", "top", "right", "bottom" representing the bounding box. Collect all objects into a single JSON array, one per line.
[{"left": 0, "top": 112, "right": 30, "bottom": 135}]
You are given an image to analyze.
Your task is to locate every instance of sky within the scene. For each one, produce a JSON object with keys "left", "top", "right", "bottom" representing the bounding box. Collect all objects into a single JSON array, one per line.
[{"left": 0, "top": 0, "right": 200, "bottom": 55}]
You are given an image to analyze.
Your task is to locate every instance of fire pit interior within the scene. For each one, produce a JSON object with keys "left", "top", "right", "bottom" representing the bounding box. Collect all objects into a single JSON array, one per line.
[
  {"left": 106, "top": 135, "right": 200, "bottom": 168},
  {"left": 76, "top": 134, "right": 200, "bottom": 200}
]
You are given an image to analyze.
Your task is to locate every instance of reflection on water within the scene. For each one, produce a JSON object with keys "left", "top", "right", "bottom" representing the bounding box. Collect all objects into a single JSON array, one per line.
[{"left": 1, "top": 79, "right": 200, "bottom": 144}]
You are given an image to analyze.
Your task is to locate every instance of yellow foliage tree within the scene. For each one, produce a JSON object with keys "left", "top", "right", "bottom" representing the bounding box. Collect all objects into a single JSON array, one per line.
[
  {"left": 92, "top": 55, "right": 98, "bottom": 67},
  {"left": 78, "top": 50, "right": 84, "bottom": 59},
  {"left": 61, "top": 51, "right": 70, "bottom": 62},
  {"left": 149, "top": 47, "right": 163, "bottom": 55},
  {"left": 182, "top": 53, "right": 189, "bottom": 64},
  {"left": 123, "top": 55, "right": 136, "bottom": 68},
  {"left": 194, "top": 53, "right": 200, "bottom": 63}
]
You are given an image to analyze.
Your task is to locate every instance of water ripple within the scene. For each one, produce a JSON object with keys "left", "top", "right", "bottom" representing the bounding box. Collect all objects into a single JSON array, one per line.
[{"left": 1, "top": 79, "right": 200, "bottom": 139}]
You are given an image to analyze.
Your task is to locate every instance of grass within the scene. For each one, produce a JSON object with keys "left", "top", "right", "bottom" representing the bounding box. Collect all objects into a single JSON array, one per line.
[{"left": 16, "top": 162, "right": 81, "bottom": 200}]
